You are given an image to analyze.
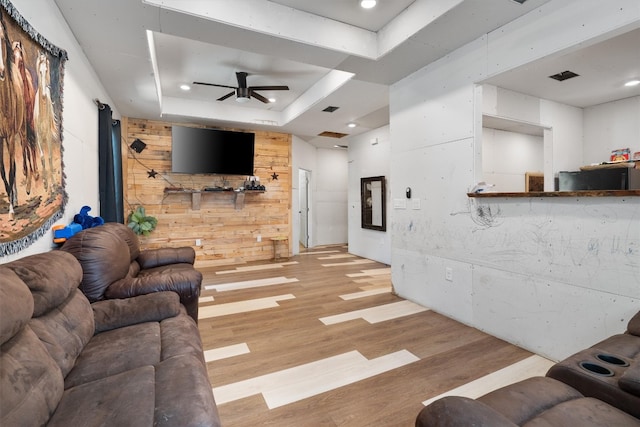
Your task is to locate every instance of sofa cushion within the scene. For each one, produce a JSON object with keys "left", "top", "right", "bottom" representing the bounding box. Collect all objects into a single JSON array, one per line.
[
  {"left": 48, "top": 366, "right": 155, "bottom": 427},
  {"left": 0, "top": 327, "right": 64, "bottom": 427},
  {"left": 160, "top": 309, "right": 205, "bottom": 362},
  {"left": 29, "top": 289, "right": 95, "bottom": 378},
  {"left": 92, "top": 291, "right": 181, "bottom": 333},
  {"left": 64, "top": 322, "right": 161, "bottom": 389},
  {"left": 619, "top": 359, "right": 640, "bottom": 397},
  {"left": 0, "top": 268, "right": 33, "bottom": 345},
  {"left": 478, "top": 376, "right": 583, "bottom": 425},
  {"left": 100, "top": 222, "right": 140, "bottom": 261},
  {"left": 2, "top": 251, "right": 82, "bottom": 317},
  {"left": 61, "top": 227, "right": 131, "bottom": 301},
  {"left": 155, "top": 355, "right": 221, "bottom": 426},
  {"left": 416, "top": 396, "right": 517, "bottom": 427},
  {"left": 522, "top": 397, "right": 640, "bottom": 427}
]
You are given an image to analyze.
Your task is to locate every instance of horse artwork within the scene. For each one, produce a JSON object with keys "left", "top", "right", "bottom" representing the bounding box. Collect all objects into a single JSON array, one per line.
[{"left": 0, "top": 0, "right": 67, "bottom": 256}]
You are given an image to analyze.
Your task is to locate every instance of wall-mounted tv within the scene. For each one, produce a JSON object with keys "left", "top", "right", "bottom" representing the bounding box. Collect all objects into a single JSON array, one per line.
[{"left": 171, "top": 125, "right": 255, "bottom": 175}]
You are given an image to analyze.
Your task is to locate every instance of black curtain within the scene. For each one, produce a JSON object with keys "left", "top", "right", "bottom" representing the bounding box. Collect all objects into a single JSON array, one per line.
[{"left": 98, "top": 103, "right": 124, "bottom": 223}]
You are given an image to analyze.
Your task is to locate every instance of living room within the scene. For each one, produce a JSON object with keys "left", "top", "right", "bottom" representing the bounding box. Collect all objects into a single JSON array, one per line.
[{"left": 1, "top": 0, "right": 639, "bottom": 425}]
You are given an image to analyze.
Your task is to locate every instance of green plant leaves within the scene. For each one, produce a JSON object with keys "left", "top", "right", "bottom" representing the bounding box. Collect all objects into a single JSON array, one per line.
[{"left": 127, "top": 206, "right": 157, "bottom": 236}]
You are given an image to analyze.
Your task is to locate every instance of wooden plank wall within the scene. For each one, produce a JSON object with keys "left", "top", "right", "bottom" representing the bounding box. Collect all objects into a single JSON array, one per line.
[{"left": 122, "top": 117, "right": 292, "bottom": 267}]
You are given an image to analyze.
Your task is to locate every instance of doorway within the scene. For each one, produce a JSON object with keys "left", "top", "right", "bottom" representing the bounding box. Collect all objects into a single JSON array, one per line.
[{"left": 299, "top": 169, "right": 311, "bottom": 248}]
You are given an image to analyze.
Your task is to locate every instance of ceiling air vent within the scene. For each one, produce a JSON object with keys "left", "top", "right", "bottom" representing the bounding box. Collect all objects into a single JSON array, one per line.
[
  {"left": 322, "top": 106, "right": 339, "bottom": 113},
  {"left": 318, "top": 131, "right": 348, "bottom": 138},
  {"left": 549, "top": 70, "right": 580, "bottom": 81}
]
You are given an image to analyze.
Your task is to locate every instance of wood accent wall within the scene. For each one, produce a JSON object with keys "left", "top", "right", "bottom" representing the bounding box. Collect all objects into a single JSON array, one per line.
[{"left": 122, "top": 117, "right": 292, "bottom": 267}]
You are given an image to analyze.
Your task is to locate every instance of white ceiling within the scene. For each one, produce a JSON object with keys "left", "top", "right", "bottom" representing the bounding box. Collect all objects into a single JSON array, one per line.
[{"left": 52, "top": 0, "right": 639, "bottom": 148}]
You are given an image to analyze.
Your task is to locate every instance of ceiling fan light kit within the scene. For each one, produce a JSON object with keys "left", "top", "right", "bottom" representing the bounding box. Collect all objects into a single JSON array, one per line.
[
  {"left": 194, "top": 71, "right": 289, "bottom": 104},
  {"left": 360, "top": 0, "right": 376, "bottom": 9}
]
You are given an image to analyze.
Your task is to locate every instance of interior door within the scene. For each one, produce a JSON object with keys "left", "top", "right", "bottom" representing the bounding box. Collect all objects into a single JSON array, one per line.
[{"left": 299, "top": 169, "right": 310, "bottom": 248}]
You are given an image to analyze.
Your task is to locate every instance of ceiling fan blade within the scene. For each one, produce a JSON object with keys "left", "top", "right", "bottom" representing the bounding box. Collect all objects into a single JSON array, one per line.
[
  {"left": 193, "top": 81, "right": 237, "bottom": 89},
  {"left": 217, "top": 91, "right": 235, "bottom": 101},
  {"left": 249, "top": 85, "right": 289, "bottom": 91},
  {"left": 236, "top": 71, "right": 248, "bottom": 88},
  {"left": 250, "top": 91, "right": 270, "bottom": 104}
]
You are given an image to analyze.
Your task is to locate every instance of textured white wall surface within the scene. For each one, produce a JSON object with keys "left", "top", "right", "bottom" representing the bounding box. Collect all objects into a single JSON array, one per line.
[
  {"left": 315, "top": 148, "right": 348, "bottom": 246},
  {"left": 348, "top": 126, "right": 392, "bottom": 265},
  {"left": 390, "top": 0, "right": 640, "bottom": 360}
]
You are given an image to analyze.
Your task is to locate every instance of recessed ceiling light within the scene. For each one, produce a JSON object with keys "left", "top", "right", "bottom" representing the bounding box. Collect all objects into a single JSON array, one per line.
[
  {"left": 180, "top": 84, "right": 191, "bottom": 91},
  {"left": 268, "top": 98, "right": 276, "bottom": 103},
  {"left": 360, "top": 0, "right": 376, "bottom": 9},
  {"left": 347, "top": 122, "right": 357, "bottom": 128},
  {"left": 624, "top": 79, "right": 640, "bottom": 87}
]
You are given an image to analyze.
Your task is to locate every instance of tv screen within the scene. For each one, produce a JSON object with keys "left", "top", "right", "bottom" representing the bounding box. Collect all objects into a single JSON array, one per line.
[{"left": 171, "top": 126, "right": 255, "bottom": 175}]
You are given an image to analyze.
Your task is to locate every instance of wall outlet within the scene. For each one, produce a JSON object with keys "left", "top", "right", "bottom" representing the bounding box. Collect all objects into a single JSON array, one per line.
[
  {"left": 257, "top": 235, "right": 262, "bottom": 242},
  {"left": 195, "top": 239, "right": 202, "bottom": 246},
  {"left": 445, "top": 267, "right": 453, "bottom": 282}
]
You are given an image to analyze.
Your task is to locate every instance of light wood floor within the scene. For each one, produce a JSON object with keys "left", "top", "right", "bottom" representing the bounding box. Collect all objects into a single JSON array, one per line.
[{"left": 197, "top": 246, "right": 552, "bottom": 426}]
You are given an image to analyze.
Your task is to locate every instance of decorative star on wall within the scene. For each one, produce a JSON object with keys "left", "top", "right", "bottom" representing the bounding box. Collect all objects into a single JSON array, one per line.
[
  {"left": 271, "top": 172, "right": 279, "bottom": 180},
  {"left": 147, "top": 169, "right": 158, "bottom": 178}
]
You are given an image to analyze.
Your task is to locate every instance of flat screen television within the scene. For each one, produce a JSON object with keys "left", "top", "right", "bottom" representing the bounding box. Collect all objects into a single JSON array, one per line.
[{"left": 171, "top": 125, "right": 255, "bottom": 175}]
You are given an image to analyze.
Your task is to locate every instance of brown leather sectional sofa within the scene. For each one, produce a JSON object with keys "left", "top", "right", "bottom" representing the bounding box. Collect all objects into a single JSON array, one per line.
[
  {"left": 0, "top": 240, "right": 220, "bottom": 425},
  {"left": 417, "top": 310, "right": 640, "bottom": 426}
]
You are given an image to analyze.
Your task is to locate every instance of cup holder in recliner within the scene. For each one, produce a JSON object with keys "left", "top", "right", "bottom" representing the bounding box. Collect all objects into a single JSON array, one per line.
[
  {"left": 579, "top": 361, "right": 614, "bottom": 376},
  {"left": 595, "top": 353, "right": 629, "bottom": 367}
]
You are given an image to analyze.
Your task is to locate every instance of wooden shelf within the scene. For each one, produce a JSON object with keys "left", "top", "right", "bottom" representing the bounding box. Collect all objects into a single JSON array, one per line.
[
  {"left": 467, "top": 190, "right": 640, "bottom": 198},
  {"left": 164, "top": 188, "right": 265, "bottom": 210}
]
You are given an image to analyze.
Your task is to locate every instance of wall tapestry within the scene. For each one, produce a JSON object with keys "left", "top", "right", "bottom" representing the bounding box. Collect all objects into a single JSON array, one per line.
[{"left": 0, "top": 0, "right": 67, "bottom": 256}]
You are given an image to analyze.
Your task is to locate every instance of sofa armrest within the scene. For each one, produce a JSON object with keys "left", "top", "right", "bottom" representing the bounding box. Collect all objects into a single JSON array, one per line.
[
  {"left": 137, "top": 247, "right": 196, "bottom": 269},
  {"left": 105, "top": 270, "right": 201, "bottom": 301},
  {"left": 619, "top": 359, "right": 640, "bottom": 397},
  {"left": 92, "top": 291, "right": 181, "bottom": 333},
  {"left": 416, "top": 397, "right": 517, "bottom": 427}
]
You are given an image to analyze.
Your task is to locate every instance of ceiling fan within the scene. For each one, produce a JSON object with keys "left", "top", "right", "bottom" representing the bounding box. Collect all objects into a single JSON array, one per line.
[{"left": 193, "top": 71, "right": 289, "bottom": 104}]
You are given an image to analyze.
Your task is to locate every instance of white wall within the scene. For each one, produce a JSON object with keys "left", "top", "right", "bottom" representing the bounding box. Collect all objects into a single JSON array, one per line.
[
  {"left": 1, "top": 0, "right": 115, "bottom": 262},
  {"left": 291, "top": 135, "right": 316, "bottom": 255},
  {"left": 583, "top": 96, "right": 640, "bottom": 164},
  {"left": 390, "top": 0, "right": 640, "bottom": 361},
  {"left": 291, "top": 136, "right": 348, "bottom": 253},
  {"left": 482, "top": 128, "right": 543, "bottom": 192},
  {"left": 348, "top": 126, "right": 391, "bottom": 264},
  {"left": 315, "top": 148, "right": 348, "bottom": 246}
]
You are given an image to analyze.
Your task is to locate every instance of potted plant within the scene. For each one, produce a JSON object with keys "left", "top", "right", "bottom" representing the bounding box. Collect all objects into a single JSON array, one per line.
[{"left": 127, "top": 206, "right": 158, "bottom": 236}]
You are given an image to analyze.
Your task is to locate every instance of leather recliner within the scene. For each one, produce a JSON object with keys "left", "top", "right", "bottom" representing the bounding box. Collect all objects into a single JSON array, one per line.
[{"left": 61, "top": 222, "right": 202, "bottom": 323}]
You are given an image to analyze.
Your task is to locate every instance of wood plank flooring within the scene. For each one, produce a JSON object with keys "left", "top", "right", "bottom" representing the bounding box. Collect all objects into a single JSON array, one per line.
[{"left": 197, "top": 245, "right": 552, "bottom": 426}]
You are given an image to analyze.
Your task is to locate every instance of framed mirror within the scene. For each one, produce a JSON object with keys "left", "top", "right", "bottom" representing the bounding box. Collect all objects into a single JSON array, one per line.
[{"left": 361, "top": 176, "right": 386, "bottom": 231}]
